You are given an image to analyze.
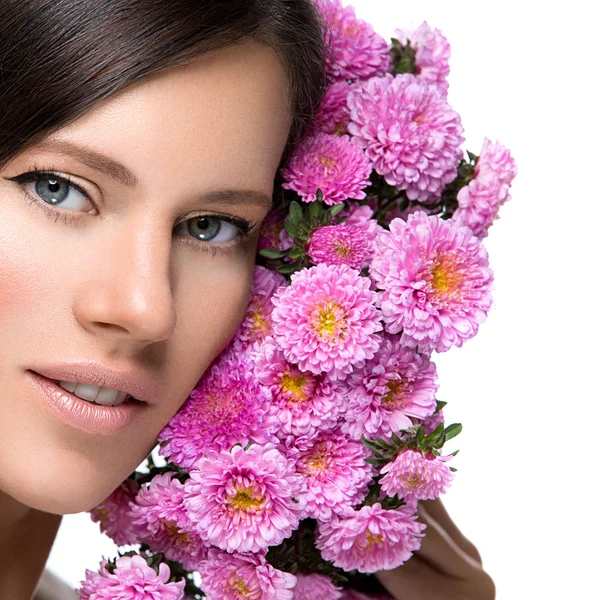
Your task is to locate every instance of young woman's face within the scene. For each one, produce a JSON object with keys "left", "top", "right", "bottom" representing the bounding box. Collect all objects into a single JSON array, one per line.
[{"left": 0, "top": 40, "right": 292, "bottom": 514}]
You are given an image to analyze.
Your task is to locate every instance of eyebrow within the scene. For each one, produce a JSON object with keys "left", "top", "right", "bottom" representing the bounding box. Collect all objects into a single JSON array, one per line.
[{"left": 34, "top": 139, "right": 273, "bottom": 209}]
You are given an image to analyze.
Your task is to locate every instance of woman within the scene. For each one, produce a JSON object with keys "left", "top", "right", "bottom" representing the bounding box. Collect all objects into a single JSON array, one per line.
[{"left": 0, "top": 1, "right": 494, "bottom": 598}]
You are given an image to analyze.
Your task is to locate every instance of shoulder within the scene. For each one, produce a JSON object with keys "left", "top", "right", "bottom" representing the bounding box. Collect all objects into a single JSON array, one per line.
[{"left": 34, "top": 569, "right": 78, "bottom": 600}]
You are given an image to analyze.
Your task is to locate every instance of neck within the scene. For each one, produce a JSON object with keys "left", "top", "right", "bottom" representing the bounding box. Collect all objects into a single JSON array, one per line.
[{"left": 0, "top": 490, "right": 62, "bottom": 600}]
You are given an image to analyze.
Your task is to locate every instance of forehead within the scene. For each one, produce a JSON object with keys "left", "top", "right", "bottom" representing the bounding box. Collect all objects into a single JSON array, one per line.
[{"left": 41, "top": 40, "right": 292, "bottom": 191}]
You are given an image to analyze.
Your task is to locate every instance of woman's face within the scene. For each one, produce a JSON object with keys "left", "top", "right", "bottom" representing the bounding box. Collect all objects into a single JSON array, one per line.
[{"left": 0, "top": 40, "right": 292, "bottom": 514}]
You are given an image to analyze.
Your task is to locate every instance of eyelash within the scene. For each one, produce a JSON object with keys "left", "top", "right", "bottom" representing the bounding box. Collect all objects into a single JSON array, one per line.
[{"left": 9, "top": 166, "right": 258, "bottom": 257}]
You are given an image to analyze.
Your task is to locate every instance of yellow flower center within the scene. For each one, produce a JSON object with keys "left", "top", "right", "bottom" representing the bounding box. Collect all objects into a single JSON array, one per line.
[
  {"left": 318, "top": 154, "right": 340, "bottom": 178},
  {"left": 333, "top": 240, "right": 352, "bottom": 258},
  {"left": 382, "top": 378, "right": 410, "bottom": 408},
  {"left": 163, "top": 519, "right": 193, "bottom": 550},
  {"left": 228, "top": 575, "right": 251, "bottom": 596},
  {"left": 249, "top": 308, "right": 268, "bottom": 335},
  {"left": 228, "top": 485, "right": 264, "bottom": 512},
  {"left": 401, "top": 473, "right": 423, "bottom": 490},
  {"left": 299, "top": 441, "right": 332, "bottom": 474},
  {"left": 313, "top": 301, "right": 347, "bottom": 341},
  {"left": 281, "top": 370, "right": 309, "bottom": 402},
  {"left": 429, "top": 253, "right": 464, "bottom": 302}
]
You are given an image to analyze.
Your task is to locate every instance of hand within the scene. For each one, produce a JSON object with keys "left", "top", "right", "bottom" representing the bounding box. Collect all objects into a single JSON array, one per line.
[{"left": 374, "top": 497, "right": 495, "bottom": 600}]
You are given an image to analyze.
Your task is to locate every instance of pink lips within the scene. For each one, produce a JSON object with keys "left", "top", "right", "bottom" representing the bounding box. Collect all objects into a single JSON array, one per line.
[{"left": 28, "top": 370, "right": 148, "bottom": 436}]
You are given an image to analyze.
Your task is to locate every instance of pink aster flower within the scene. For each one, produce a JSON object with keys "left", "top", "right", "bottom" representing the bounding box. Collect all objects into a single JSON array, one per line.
[
  {"left": 379, "top": 449, "right": 454, "bottom": 501},
  {"left": 392, "top": 22, "right": 452, "bottom": 95},
  {"left": 157, "top": 346, "right": 279, "bottom": 470},
  {"left": 88, "top": 478, "right": 140, "bottom": 547},
  {"left": 315, "top": 0, "right": 393, "bottom": 82},
  {"left": 292, "top": 573, "right": 342, "bottom": 600},
  {"left": 255, "top": 337, "right": 344, "bottom": 438},
  {"left": 287, "top": 428, "right": 373, "bottom": 521},
  {"left": 281, "top": 132, "right": 372, "bottom": 205},
  {"left": 340, "top": 336, "right": 438, "bottom": 441},
  {"left": 129, "top": 473, "right": 208, "bottom": 572},
  {"left": 198, "top": 548, "right": 297, "bottom": 600},
  {"left": 341, "top": 203, "right": 383, "bottom": 246},
  {"left": 307, "top": 223, "right": 371, "bottom": 270},
  {"left": 347, "top": 73, "right": 464, "bottom": 203},
  {"left": 453, "top": 138, "right": 518, "bottom": 239},
  {"left": 271, "top": 263, "right": 383, "bottom": 380},
  {"left": 77, "top": 555, "right": 185, "bottom": 600},
  {"left": 370, "top": 211, "right": 494, "bottom": 354},
  {"left": 258, "top": 208, "right": 293, "bottom": 252},
  {"left": 235, "top": 266, "right": 287, "bottom": 346},
  {"left": 310, "top": 80, "right": 356, "bottom": 136},
  {"left": 316, "top": 503, "right": 426, "bottom": 573},
  {"left": 183, "top": 443, "right": 306, "bottom": 553}
]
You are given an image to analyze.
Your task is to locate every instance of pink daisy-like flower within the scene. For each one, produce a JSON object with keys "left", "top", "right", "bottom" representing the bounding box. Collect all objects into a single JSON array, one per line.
[
  {"left": 370, "top": 211, "right": 494, "bottom": 354},
  {"left": 198, "top": 548, "right": 297, "bottom": 600},
  {"left": 453, "top": 138, "right": 518, "bottom": 239},
  {"left": 235, "top": 266, "right": 287, "bottom": 346},
  {"left": 258, "top": 208, "right": 292, "bottom": 253},
  {"left": 315, "top": 0, "right": 393, "bottom": 82},
  {"left": 307, "top": 223, "right": 371, "bottom": 270},
  {"left": 183, "top": 443, "right": 306, "bottom": 553},
  {"left": 392, "top": 22, "right": 452, "bottom": 95},
  {"left": 157, "top": 346, "right": 279, "bottom": 470},
  {"left": 129, "top": 473, "right": 208, "bottom": 572},
  {"left": 316, "top": 503, "right": 426, "bottom": 573},
  {"left": 255, "top": 337, "right": 344, "bottom": 438},
  {"left": 379, "top": 449, "right": 454, "bottom": 500},
  {"left": 271, "top": 263, "right": 383, "bottom": 380},
  {"left": 292, "top": 573, "right": 342, "bottom": 600},
  {"left": 340, "top": 336, "right": 438, "bottom": 441},
  {"left": 77, "top": 555, "right": 185, "bottom": 600},
  {"left": 287, "top": 428, "right": 373, "bottom": 520},
  {"left": 88, "top": 479, "right": 140, "bottom": 547},
  {"left": 280, "top": 132, "right": 372, "bottom": 205},
  {"left": 310, "top": 80, "right": 356, "bottom": 136},
  {"left": 341, "top": 203, "right": 383, "bottom": 246},
  {"left": 347, "top": 73, "right": 464, "bottom": 203}
]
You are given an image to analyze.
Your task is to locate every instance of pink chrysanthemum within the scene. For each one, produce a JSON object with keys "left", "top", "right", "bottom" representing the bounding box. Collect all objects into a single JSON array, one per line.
[
  {"left": 157, "top": 347, "right": 279, "bottom": 470},
  {"left": 77, "top": 555, "right": 185, "bottom": 600},
  {"left": 347, "top": 73, "right": 464, "bottom": 203},
  {"left": 370, "top": 211, "right": 494, "bottom": 354},
  {"left": 310, "top": 81, "right": 356, "bottom": 136},
  {"left": 129, "top": 473, "right": 208, "bottom": 572},
  {"left": 286, "top": 428, "right": 373, "bottom": 520},
  {"left": 392, "top": 22, "right": 452, "bottom": 95},
  {"left": 379, "top": 449, "right": 454, "bottom": 501},
  {"left": 88, "top": 479, "right": 140, "bottom": 547},
  {"left": 340, "top": 336, "right": 438, "bottom": 441},
  {"left": 453, "top": 138, "right": 518, "bottom": 239},
  {"left": 341, "top": 203, "right": 383, "bottom": 245},
  {"left": 183, "top": 443, "right": 306, "bottom": 553},
  {"left": 255, "top": 337, "right": 344, "bottom": 438},
  {"left": 271, "top": 263, "right": 383, "bottom": 380},
  {"left": 316, "top": 503, "right": 426, "bottom": 573},
  {"left": 235, "top": 266, "right": 287, "bottom": 346},
  {"left": 315, "top": 0, "right": 393, "bottom": 82},
  {"left": 292, "top": 573, "right": 342, "bottom": 600},
  {"left": 198, "top": 548, "right": 297, "bottom": 600},
  {"left": 258, "top": 208, "right": 292, "bottom": 253},
  {"left": 307, "top": 223, "right": 371, "bottom": 270},
  {"left": 280, "top": 132, "right": 372, "bottom": 205}
]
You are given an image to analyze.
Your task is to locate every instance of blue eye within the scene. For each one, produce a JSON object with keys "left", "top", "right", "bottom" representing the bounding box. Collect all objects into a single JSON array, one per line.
[{"left": 174, "top": 215, "right": 241, "bottom": 244}]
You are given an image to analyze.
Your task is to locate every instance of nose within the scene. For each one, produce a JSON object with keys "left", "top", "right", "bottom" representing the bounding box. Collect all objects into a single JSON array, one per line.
[{"left": 72, "top": 218, "right": 177, "bottom": 345}]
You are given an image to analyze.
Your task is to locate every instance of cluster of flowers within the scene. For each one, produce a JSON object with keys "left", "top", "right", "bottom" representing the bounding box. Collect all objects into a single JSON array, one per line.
[{"left": 78, "top": 1, "right": 517, "bottom": 598}]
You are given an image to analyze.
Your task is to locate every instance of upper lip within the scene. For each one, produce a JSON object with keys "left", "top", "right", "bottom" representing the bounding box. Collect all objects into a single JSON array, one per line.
[{"left": 30, "top": 360, "right": 163, "bottom": 404}]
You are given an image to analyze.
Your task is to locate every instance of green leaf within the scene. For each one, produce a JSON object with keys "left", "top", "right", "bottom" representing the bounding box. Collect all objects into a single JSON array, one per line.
[
  {"left": 444, "top": 423, "right": 463, "bottom": 442},
  {"left": 284, "top": 217, "right": 299, "bottom": 238},
  {"left": 309, "top": 201, "right": 320, "bottom": 219},
  {"left": 435, "top": 400, "right": 447, "bottom": 412},
  {"left": 448, "top": 449, "right": 460, "bottom": 457},
  {"left": 365, "top": 457, "right": 389, "bottom": 465},
  {"left": 329, "top": 202, "right": 345, "bottom": 218},
  {"left": 391, "top": 432, "right": 403, "bottom": 447},
  {"left": 361, "top": 437, "right": 384, "bottom": 454},
  {"left": 259, "top": 248, "right": 286, "bottom": 259},
  {"left": 449, "top": 466, "right": 458, "bottom": 472},
  {"left": 316, "top": 188, "right": 323, "bottom": 202},
  {"left": 376, "top": 437, "right": 394, "bottom": 450},
  {"left": 277, "top": 263, "right": 299, "bottom": 274},
  {"left": 289, "top": 200, "right": 303, "bottom": 223},
  {"left": 287, "top": 247, "right": 305, "bottom": 259},
  {"left": 415, "top": 426, "right": 425, "bottom": 444}
]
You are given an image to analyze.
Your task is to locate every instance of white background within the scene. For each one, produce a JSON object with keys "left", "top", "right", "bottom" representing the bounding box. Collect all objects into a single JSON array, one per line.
[{"left": 47, "top": 1, "right": 599, "bottom": 597}]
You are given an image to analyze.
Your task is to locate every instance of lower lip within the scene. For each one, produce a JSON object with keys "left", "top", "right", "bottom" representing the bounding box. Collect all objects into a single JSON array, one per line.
[{"left": 28, "top": 370, "right": 147, "bottom": 436}]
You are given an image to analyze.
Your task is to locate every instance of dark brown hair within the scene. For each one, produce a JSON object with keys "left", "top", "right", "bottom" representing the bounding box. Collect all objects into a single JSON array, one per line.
[{"left": 0, "top": 0, "right": 330, "bottom": 171}]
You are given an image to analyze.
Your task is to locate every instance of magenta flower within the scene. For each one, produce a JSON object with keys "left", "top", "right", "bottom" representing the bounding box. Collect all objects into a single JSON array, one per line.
[
  {"left": 315, "top": 503, "right": 425, "bottom": 573},
  {"left": 157, "top": 346, "right": 279, "bottom": 470},
  {"left": 287, "top": 428, "right": 373, "bottom": 520},
  {"left": 347, "top": 73, "right": 464, "bottom": 203},
  {"left": 77, "top": 555, "right": 185, "bottom": 600},
  {"left": 255, "top": 337, "right": 344, "bottom": 438},
  {"left": 281, "top": 132, "right": 372, "bottom": 205},
  {"left": 453, "top": 138, "right": 518, "bottom": 239},
  {"left": 340, "top": 336, "right": 438, "bottom": 441},
  {"left": 380, "top": 449, "right": 454, "bottom": 501},
  {"left": 310, "top": 80, "right": 356, "bottom": 136},
  {"left": 315, "top": 0, "right": 393, "bottom": 82},
  {"left": 341, "top": 203, "right": 383, "bottom": 246},
  {"left": 198, "top": 548, "right": 297, "bottom": 600},
  {"left": 183, "top": 443, "right": 306, "bottom": 553},
  {"left": 370, "top": 211, "right": 494, "bottom": 354},
  {"left": 392, "top": 22, "right": 452, "bottom": 95},
  {"left": 271, "top": 263, "right": 383, "bottom": 380},
  {"left": 129, "top": 473, "right": 208, "bottom": 572},
  {"left": 292, "top": 573, "right": 342, "bottom": 600},
  {"left": 88, "top": 479, "right": 140, "bottom": 547},
  {"left": 307, "top": 223, "right": 371, "bottom": 271}
]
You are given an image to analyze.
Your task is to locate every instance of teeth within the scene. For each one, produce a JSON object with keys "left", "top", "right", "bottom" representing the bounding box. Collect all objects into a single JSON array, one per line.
[{"left": 58, "top": 381, "right": 129, "bottom": 406}]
